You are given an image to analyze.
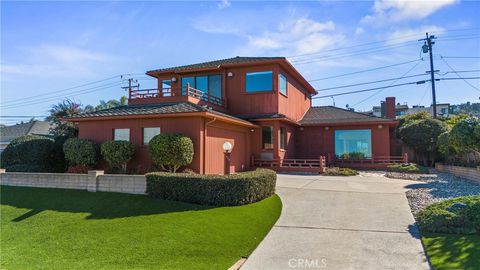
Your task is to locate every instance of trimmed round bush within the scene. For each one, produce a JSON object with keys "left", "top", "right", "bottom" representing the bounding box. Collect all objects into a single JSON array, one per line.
[
  {"left": 324, "top": 167, "right": 358, "bottom": 176},
  {"left": 146, "top": 168, "right": 276, "bottom": 206},
  {"left": 148, "top": 133, "right": 194, "bottom": 173},
  {"left": 63, "top": 138, "right": 97, "bottom": 166},
  {"left": 417, "top": 195, "right": 480, "bottom": 234},
  {"left": 0, "top": 135, "right": 62, "bottom": 172},
  {"left": 386, "top": 163, "right": 429, "bottom": 174},
  {"left": 100, "top": 140, "right": 135, "bottom": 173}
]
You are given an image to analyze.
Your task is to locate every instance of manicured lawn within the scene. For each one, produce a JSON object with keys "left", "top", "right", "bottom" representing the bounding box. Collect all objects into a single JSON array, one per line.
[
  {"left": 1, "top": 186, "right": 282, "bottom": 270},
  {"left": 422, "top": 233, "right": 480, "bottom": 270}
]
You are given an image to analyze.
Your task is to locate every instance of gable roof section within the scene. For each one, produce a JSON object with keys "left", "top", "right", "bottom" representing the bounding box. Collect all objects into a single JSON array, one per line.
[
  {"left": 0, "top": 121, "right": 53, "bottom": 143},
  {"left": 146, "top": 56, "right": 285, "bottom": 74},
  {"left": 300, "top": 106, "right": 396, "bottom": 125},
  {"left": 66, "top": 102, "right": 256, "bottom": 127}
]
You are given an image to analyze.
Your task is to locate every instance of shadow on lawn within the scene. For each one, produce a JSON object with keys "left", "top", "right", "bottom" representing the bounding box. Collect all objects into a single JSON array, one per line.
[
  {"left": 423, "top": 233, "right": 480, "bottom": 269},
  {"left": 1, "top": 185, "right": 214, "bottom": 222}
]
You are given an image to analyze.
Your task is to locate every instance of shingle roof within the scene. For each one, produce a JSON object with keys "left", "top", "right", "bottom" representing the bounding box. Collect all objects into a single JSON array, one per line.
[
  {"left": 0, "top": 121, "right": 53, "bottom": 143},
  {"left": 68, "top": 102, "right": 254, "bottom": 126},
  {"left": 299, "top": 106, "right": 394, "bottom": 125},
  {"left": 147, "top": 56, "right": 285, "bottom": 74}
]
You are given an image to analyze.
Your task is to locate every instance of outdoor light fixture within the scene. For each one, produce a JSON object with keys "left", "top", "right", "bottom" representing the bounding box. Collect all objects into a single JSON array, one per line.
[
  {"left": 250, "top": 128, "right": 255, "bottom": 132},
  {"left": 171, "top": 77, "right": 177, "bottom": 82},
  {"left": 378, "top": 125, "right": 383, "bottom": 129},
  {"left": 300, "top": 127, "right": 304, "bottom": 131},
  {"left": 227, "top": 72, "right": 233, "bottom": 77},
  {"left": 223, "top": 141, "right": 233, "bottom": 153},
  {"left": 324, "top": 126, "right": 330, "bottom": 131}
]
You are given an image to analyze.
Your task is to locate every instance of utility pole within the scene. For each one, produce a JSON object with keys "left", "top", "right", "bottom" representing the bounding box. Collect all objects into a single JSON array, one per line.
[
  {"left": 420, "top": 32, "right": 438, "bottom": 118},
  {"left": 121, "top": 77, "right": 139, "bottom": 99}
]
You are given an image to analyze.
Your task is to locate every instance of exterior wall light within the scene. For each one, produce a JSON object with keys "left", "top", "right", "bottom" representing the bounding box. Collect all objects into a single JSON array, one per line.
[
  {"left": 171, "top": 77, "right": 177, "bottom": 82},
  {"left": 227, "top": 72, "right": 233, "bottom": 77},
  {"left": 250, "top": 128, "right": 255, "bottom": 132},
  {"left": 324, "top": 126, "right": 330, "bottom": 131},
  {"left": 223, "top": 141, "right": 233, "bottom": 153},
  {"left": 378, "top": 124, "right": 383, "bottom": 129},
  {"left": 300, "top": 127, "right": 304, "bottom": 131}
]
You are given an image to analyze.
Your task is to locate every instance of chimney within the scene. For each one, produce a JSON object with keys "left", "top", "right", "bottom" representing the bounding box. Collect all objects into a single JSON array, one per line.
[{"left": 385, "top": 97, "right": 396, "bottom": 119}]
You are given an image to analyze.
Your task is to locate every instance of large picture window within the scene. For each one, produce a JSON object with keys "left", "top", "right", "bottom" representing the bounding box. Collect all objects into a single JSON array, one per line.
[
  {"left": 334, "top": 129, "right": 372, "bottom": 158},
  {"left": 262, "top": 126, "right": 274, "bottom": 149},
  {"left": 113, "top": 128, "right": 130, "bottom": 142},
  {"left": 182, "top": 75, "right": 222, "bottom": 102},
  {"left": 246, "top": 71, "right": 273, "bottom": 92},
  {"left": 143, "top": 127, "right": 160, "bottom": 145}
]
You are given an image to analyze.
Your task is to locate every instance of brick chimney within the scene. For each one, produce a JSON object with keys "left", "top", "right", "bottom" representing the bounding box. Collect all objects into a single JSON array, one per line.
[{"left": 385, "top": 97, "right": 396, "bottom": 119}]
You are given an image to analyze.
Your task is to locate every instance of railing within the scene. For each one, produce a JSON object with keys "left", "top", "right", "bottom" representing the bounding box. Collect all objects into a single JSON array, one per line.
[
  {"left": 252, "top": 156, "right": 326, "bottom": 173},
  {"left": 333, "top": 154, "right": 408, "bottom": 165},
  {"left": 129, "top": 84, "right": 226, "bottom": 107}
]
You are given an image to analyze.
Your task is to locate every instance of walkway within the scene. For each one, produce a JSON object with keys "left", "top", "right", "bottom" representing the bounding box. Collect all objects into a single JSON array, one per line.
[{"left": 241, "top": 173, "right": 430, "bottom": 270}]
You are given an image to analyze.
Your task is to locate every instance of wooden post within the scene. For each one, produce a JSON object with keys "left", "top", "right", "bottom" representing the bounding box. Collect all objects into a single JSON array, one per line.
[
  {"left": 403, "top": 153, "right": 409, "bottom": 164},
  {"left": 319, "top": 156, "right": 326, "bottom": 173}
]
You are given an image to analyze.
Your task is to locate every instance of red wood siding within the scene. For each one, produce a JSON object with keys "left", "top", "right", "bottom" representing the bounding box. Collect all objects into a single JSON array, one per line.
[{"left": 277, "top": 67, "right": 312, "bottom": 121}]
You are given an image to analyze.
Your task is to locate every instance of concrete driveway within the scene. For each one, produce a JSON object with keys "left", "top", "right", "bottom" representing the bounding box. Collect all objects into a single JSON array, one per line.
[{"left": 241, "top": 173, "right": 430, "bottom": 270}]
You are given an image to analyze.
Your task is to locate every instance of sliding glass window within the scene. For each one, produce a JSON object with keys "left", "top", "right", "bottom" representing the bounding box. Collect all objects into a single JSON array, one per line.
[{"left": 334, "top": 129, "right": 372, "bottom": 158}]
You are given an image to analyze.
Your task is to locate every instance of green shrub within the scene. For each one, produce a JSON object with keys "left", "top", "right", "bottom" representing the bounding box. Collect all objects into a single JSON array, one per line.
[
  {"left": 148, "top": 133, "right": 194, "bottom": 173},
  {"left": 417, "top": 195, "right": 480, "bottom": 234},
  {"left": 101, "top": 140, "right": 135, "bottom": 173},
  {"left": 386, "top": 163, "right": 429, "bottom": 174},
  {"left": 146, "top": 168, "right": 276, "bottom": 206},
  {"left": 0, "top": 135, "right": 64, "bottom": 172},
  {"left": 63, "top": 138, "right": 97, "bottom": 166},
  {"left": 324, "top": 167, "right": 358, "bottom": 176},
  {"left": 338, "top": 152, "right": 366, "bottom": 160}
]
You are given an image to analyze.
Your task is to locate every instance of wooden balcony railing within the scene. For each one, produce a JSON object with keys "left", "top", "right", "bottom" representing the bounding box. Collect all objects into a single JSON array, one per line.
[
  {"left": 333, "top": 154, "right": 408, "bottom": 165},
  {"left": 129, "top": 83, "right": 226, "bottom": 107}
]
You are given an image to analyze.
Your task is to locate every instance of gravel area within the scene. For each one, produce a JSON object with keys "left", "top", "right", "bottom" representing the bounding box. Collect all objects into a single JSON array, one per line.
[{"left": 387, "top": 170, "right": 480, "bottom": 216}]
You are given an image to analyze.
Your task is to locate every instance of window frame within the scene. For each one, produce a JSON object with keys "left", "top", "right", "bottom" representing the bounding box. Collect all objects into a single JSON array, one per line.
[
  {"left": 181, "top": 74, "right": 222, "bottom": 100},
  {"left": 262, "top": 126, "right": 274, "bottom": 150},
  {"left": 279, "top": 73, "right": 288, "bottom": 96},
  {"left": 245, "top": 71, "right": 273, "bottom": 93},
  {"left": 334, "top": 129, "right": 372, "bottom": 158},
  {"left": 142, "top": 127, "right": 161, "bottom": 145},
  {"left": 113, "top": 128, "right": 130, "bottom": 142}
]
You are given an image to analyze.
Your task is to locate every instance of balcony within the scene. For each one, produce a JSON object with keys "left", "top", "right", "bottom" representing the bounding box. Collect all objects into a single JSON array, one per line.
[{"left": 128, "top": 83, "right": 227, "bottom": 109}]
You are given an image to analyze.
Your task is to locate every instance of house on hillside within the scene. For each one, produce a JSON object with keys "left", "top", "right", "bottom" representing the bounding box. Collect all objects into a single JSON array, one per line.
[
  {"left": 0, "top": 121, "right": 54, "bottom": 152},
  {"left": 369, "top": 100, "right": 451, "bottom": 119},
  {"left": 67, "top": 56, "right": 401, "bottom": 174}
]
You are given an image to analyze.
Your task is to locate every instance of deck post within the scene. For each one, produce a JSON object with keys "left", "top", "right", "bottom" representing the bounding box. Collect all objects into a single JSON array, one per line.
[
  {"left": 319, "top": 156, "right": 326, "bottom": 173},
  {"left": 403, "top": 153, "right": 409, "bottom": 164}
]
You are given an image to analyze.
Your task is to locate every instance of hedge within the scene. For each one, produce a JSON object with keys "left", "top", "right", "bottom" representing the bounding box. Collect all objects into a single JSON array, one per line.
[
  {"left": 0, "top": 135, "right": 65, "bottom": 172},
  {"left": 100, "top": 140, "right": 135, "bottom": 173},
  {"left": 63, "top": 138, "right": 97, "bottom": 166},
  {"left": 148, "top": 133, "right": 194, "bottom": 173},
  {"left": 417, "top": 195, "right": 480, "bottom": 234},
  {"left": 146, "top": 168, "right": 276, "bottom": 206},
  {"left": 386, "top": 163, "right": 429, "bottom": 174}
]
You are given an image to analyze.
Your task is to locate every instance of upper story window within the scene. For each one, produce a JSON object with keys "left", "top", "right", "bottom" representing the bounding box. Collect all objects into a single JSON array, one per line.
[
  {"left": 143, "top": 127, "right": 160, "bottom": 145},
  {"left": 182, "top": 75, "right": 222, "bottom": 99},
  {"left": 113, "top": 128, "right": 130, "bottom": 142},
  {"left": 279, "top": 74, "right": 287, "bottom": 96},
  {"left": 262, "top": 126, "right": 274, "bottom": 149},
  {"left": 246, "top": 71, "right": 273, "bottom": 93}
]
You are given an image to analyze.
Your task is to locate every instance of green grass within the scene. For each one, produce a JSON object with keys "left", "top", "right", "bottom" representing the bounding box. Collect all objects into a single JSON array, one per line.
[
  {"left": 422, "top": 233, "right": 480, "bottom": 270},
  {"left": 0, "top": 186, "right": 282, "bottom": 270}
]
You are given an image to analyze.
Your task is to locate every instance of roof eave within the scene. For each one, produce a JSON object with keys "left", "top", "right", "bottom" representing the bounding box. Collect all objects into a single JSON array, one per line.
[{"left": 300, "top": 120, "right": 398, "bottom": 127}]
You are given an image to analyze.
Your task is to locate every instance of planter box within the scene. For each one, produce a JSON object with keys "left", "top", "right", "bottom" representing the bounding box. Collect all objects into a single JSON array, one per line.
[{"left": 435, "top": 163, "right": 480, "bottom": 184}]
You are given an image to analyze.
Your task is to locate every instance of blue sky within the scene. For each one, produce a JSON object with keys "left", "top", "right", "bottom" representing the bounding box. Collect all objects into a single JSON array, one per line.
[{"left": 1, "top": 0, "right": 479, "bottom": 125}]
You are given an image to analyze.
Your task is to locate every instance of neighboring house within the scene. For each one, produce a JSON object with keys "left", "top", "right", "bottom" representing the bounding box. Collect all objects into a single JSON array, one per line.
[
  {"left": 0, "top": 121, "right": 54, "bottom": 152},
  {"left": 369, "top": 100, "right": 451, "bottom": 119},
  {"left": 405, "top": 103, "right": 451, "bottom": 118},
  {"left": 67, "top": 56, "right": 398, "bottom": 174}
]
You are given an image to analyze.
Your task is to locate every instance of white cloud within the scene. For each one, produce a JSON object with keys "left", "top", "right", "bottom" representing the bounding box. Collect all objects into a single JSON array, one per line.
[
  {"left": 387, "top": 25, "right": 446, "bottom": 44},
  {"left": 362, "top": 0, "right": 458, "bottom": 24},
  {"left": 355, "top": 27, "right": 365, "bottom": 35},
  {"left": 2, "top": 44, "right": 112, "bottom": 77},
  {"left": 217, "top": 0, "right": 231, "bottom": 9},
  {"left": 242, "top": 18, "right": 345, "bottom": 55}
]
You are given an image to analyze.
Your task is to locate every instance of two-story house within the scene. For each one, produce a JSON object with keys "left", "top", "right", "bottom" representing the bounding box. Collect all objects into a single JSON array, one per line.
[{"left": 67, "top": 57, "right": 399, "bottom": 174}]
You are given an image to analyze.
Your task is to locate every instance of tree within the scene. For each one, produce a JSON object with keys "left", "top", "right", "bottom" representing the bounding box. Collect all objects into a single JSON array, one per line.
[
  {"left": 84, "top": 96, "right": 128, "bottom": 112},
  {"left": 399, "top": 118, "right": 447, "bottom": 166},
  {"left": 148, "top": 134, "right": 194, "bottom": 173},
  {"left": 46, "top": 99, "right": 83, "bottom": 138},
  {"left": 100, "top": 140, "right": 135, "bottom": 173},
  {"left": 63, "top": 138, "right": 97, "bottom": 167},
  {"left": 449, "top": 117, "right": 480, "bottom": 164},
  {"left": 396, "top": 112, "right": 431, "bottom": 137}
]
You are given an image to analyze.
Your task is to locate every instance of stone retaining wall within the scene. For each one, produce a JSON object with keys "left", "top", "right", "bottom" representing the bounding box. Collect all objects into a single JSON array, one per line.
[
  {"left": 435, "top": 163, "right": 480, "bottom": 184},
  {"left": 0, "top": 169, "right": 146, "bottom": 195}
]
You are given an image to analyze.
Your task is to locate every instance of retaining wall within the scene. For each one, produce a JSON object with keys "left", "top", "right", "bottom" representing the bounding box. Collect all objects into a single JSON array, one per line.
[
  {"left": 435, "top": 163, "right": 480, "bottom": 184},
  {"left": 0, "top": 169, "right": 146, "bottom": 194}
]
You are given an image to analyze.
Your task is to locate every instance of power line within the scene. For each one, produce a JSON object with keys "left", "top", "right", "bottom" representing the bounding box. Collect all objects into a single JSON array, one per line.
[
  {"left": 440, "top": 57, "right": 480, "bottom": 92},
  {"left": 316, "top": 73, "right": 427, "bottom": 92},
  {"left": 0, "top": 82, "right": 124, "bottom": 109},
  {"left": 0, "top": 115, "right": 48, "bottom": 118},
  {"left": 312, "top": 81, "right": 426, "bottom": 99},
  {"left": 308, "top": 59, "right": 421, "bottom": 82},
  {"left": 351, "top": 60, "right": 424, "bottom": 107},
  {"left": 441, "top": 56, "right": 480, "bottom": 59}
]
